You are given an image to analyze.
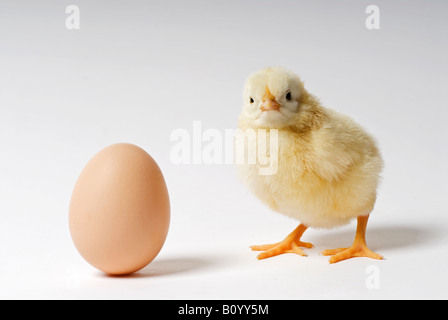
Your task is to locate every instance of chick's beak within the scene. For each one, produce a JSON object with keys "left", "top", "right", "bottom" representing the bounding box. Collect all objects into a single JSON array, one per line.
[
  {"left": 260, "top": 86, "right": 280, "bottom": 111},
  {"left": 260, "top": 99, "right": 281, "bottom": 111}
]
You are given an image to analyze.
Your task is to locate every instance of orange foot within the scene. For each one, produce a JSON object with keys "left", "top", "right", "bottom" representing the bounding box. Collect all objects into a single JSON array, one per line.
[
  {"left": 321, "top": 215, "right": 384, "bottom": 264},
  {"left": 250, "top": 224, "right": 313, "bottom": 260},
  {"left": 322, "top": 244, "right": 383, "bottom": 264}
]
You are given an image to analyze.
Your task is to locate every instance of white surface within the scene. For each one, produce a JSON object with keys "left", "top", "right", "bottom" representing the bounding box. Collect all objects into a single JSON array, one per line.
[{"left": 1, "top": 0, "right": 448, "bottom": 299}]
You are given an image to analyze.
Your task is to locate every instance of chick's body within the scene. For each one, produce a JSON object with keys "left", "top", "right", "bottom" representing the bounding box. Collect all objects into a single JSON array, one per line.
[
  {"left": 238, "top": 67, "right": 384, "bottom": 263},
  {"left": 239, "top": 103, "right": 383, "bottom": 229}
]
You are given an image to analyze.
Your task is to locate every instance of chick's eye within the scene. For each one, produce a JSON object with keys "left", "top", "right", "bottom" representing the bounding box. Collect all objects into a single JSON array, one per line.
[
  {"left": 249, "top": 97, "right": 254, "bottom": 104},
  {"left": 286, "top": 92, "right": 292, "bottom": 101}
]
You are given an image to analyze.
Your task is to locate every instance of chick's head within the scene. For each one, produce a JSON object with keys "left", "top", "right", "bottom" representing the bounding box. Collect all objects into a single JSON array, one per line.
[{"left": 240, "top": 67, "right": 306, "bottom": 129}]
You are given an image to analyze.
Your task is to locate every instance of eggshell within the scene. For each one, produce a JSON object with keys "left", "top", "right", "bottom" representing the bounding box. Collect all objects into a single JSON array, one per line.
[{"left": 69, "top": 143, "right": 170, "bottom": 275}]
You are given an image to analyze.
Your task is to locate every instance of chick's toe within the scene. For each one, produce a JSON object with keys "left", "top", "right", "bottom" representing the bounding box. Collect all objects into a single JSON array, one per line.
[{"left": 250, "top": 224, "right": 313, "bottom": 260}]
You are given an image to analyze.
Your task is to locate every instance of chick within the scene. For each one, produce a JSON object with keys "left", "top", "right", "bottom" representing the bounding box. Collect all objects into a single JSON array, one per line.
[{"left": 237, "top": 67, "right": 384, "bottom": 263}]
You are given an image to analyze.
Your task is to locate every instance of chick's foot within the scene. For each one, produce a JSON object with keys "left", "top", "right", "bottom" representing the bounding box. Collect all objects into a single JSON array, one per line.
[
  {"left": 321, "top": 215, "right": 384, "bottom": 264},
  {"left": 322, "top": 244, "right": 383, "bottom": 264},
  {"left": 250, "top": 224, "right": 313, "bottom": 260}
]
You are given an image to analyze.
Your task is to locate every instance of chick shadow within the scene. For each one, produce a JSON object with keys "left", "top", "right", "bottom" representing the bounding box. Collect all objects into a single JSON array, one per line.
[
  {"left": 100, "top": 257, "right": 215, "bottom": 279},
  {"left": 308, "top": 224, "right": 442, "bottom": 252}
]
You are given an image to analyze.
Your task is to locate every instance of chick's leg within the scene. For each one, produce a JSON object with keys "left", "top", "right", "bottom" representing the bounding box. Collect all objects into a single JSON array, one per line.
[
  {"left": 251, "top": 224, "right": 313, "bottom": 260},
  {"left": 322, "top": 215, "right": 383, "bottom": 264}
]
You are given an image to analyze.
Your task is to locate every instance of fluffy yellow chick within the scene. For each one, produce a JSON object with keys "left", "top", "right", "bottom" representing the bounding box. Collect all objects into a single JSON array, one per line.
[{"left": 237, "top": 67, "right": 384, "bottom": 263}]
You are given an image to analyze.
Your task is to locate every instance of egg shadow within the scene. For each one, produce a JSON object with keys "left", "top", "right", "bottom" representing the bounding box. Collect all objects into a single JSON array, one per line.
[
  {"left": 140, "top": 257, "right": 215, "bottom": 277},
  {"left": 99, "top": 257, "right": 215, "bottom": 279},
  {"left": 308, "top": 224, "right": 442, "bottom": 252}
]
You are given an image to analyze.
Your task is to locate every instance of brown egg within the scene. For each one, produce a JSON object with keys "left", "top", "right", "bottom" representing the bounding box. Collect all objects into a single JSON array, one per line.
[{"left": 69, "top": 143, "right": 170, "bottom": 275}]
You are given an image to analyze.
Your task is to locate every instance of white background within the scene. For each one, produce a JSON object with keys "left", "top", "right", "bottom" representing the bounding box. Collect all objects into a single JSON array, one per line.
[{"left": 1, "top": 0, "right": 447, "bottom": 299}]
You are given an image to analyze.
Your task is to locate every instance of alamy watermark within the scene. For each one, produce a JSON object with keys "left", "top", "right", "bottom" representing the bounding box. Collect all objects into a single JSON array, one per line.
[
  {"left": 170, "top": 121, "right": 279, "bottom": 175},
  {"left": 365, "top": 5, "right": 380, "bottom": 30},
  {"left": 365, "top": 265, "right": 380, "bottom": 290},
  {"left": 66, "top": 5, "right": 80, "bottom": 30},
  {"left": 64, "top": 5, "right": 379, "bottom": 31}
]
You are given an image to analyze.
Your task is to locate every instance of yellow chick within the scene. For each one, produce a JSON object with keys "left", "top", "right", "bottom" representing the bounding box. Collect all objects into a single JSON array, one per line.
[{"left": 237, "top": 67, "right": 384, "bottom": 263}]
